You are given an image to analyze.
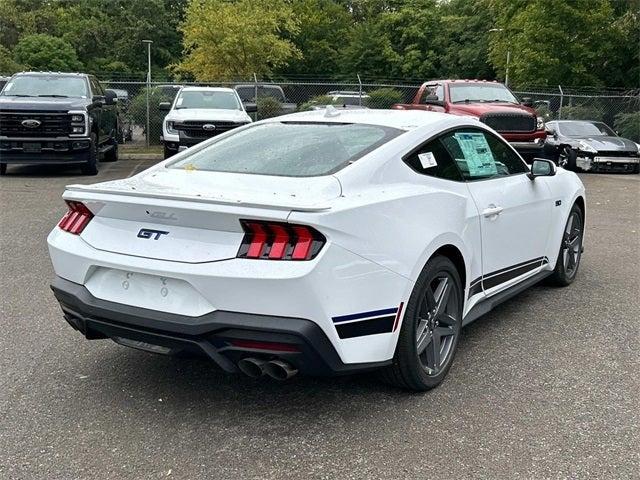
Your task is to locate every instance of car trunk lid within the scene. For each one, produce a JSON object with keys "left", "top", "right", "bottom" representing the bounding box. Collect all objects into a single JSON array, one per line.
[{"left": 63, "top": 169, "right": 340, "bottom": 263}]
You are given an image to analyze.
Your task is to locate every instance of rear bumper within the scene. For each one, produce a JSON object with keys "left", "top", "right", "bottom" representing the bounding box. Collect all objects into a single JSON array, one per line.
[{"left": 51, "top": 276, "right": 390, "bottom": 376}]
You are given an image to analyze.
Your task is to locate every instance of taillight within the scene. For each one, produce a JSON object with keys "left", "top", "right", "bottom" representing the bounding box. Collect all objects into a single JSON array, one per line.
[
  {"left": 237, "top": 220, "right": 325, "bottom": 261},
  {"left": 57, "top": 201, "right": 94, "bottom": 234}
]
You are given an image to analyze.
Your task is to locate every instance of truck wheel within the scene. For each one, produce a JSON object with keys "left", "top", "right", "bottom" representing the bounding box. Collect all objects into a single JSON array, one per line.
[
  {"left": 103, "top": 141, "right": 118, "bottom": 162},
  {"left": 0, "top": 164, "right": 6, "bottom": 176},
  {"left": 81, "top": 134, "right": 99, "bottom": 176},
  {"left": 559, "top": 146, "right": 577, "bottom": 171},
  {"left": 633, "top": 164, "right": 639, "bottom": 174},
  {"left": 163, "top": 145, "right": 174, "bottom": 159}
]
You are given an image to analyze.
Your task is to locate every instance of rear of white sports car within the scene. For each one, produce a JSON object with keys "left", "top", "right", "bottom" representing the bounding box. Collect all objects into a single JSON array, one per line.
[{"left": 48, "top": 117, "right": 415, "bottom": 379}]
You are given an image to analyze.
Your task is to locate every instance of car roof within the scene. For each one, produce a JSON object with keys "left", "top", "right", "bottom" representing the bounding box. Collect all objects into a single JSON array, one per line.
[
  {"left": 271, "top": 108, "right": 463, "bottom": 131},
  {"left": 554, "top": 119, "right": 601, "bottom": 123},
  {"left": 14, "top": 71, "right": 87, "bottom": 77},
  {"left": 179, "top": 86, "right": 236, "bottom": 93},
  {"left": 426, "top": 79, "right": 502, "bottom": 84},
  {"left": 235, "top": 84, "right": 283, "bottom": 89}
]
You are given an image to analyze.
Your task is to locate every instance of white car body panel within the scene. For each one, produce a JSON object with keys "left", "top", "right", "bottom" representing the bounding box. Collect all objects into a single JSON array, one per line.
[{"left": 48, "top": 109, "right": 585, "bottom": 368}]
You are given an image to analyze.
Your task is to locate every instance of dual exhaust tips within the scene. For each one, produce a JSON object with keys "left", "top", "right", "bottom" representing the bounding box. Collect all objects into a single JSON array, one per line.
[{"left": 237, "top": 357, "right": 298, "bottom": 381}]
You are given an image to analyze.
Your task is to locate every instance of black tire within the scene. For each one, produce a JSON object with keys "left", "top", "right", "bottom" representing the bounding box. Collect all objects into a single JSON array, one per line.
[
  {"left": 560, "top": 146, "right": 578, "bottom": 171},
  {"left": 547, "top": 203, "right": 584, "bottom": 287},
  {"left": 0, "top": 163, "right": 6, "bottom": 176},
  {"left": 81, "top": 133, "right": 99, "bottom": 175},
  {"left": 632, "top": 163, "right": 639, "bottom": 174},
  {"left": 103, "top": 140, "right": 118, "bottom": 162},
  {"left": 381, "top": 255, "right": 463, "bottom": 391},
  {"left": 163, "top": 145, "right": 174, "bottom": 160}
]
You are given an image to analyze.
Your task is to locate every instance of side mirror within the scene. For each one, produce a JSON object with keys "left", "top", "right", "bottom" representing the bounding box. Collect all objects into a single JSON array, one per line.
[
  {"left": 528, "top": 158, "right": 557, "bottom": 179},
  {"left": 104, "top": 89, "right": 118, "bottom": 105},
  {"left": 159, "top": 101, "right": 171, "bottom": 111},
  {"left": 244, "top": 103, "right": 257, "bottom": 113},
  {"left": 424, "top": 94, "right": 443, "bottom": 106},
  {"left": 92, "top": 95, "right": 105, "bottom": 105},
  {"left": 521, "top": 97, "right": 533, "bottom": 107}
]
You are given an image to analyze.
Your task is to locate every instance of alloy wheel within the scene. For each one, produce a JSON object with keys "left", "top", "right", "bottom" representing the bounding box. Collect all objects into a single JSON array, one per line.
[
  {"left": 415, "top": 273, "right": 459, "bottom": 375},
  {"left": 562, "top": 210, "right": 582, "bottom": 277}
]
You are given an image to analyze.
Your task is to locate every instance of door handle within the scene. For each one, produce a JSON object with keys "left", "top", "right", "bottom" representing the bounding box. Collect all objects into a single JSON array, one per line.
[{"left": 482, "top": 205, "right": 504, "bottom": 218}]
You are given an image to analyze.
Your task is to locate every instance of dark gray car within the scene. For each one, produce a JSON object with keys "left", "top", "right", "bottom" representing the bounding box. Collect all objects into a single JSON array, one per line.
[{"left": 544, "top": 120, "right": 639, "bottom": 173}]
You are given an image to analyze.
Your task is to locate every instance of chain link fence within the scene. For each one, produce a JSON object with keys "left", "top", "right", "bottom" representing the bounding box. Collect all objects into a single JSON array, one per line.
[{"left": 97, "top": 77, "right": 640, "bottom": 146}]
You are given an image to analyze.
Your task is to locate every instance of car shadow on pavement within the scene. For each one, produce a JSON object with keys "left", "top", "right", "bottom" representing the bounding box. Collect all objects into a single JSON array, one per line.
[{"left": 1, "top": 163, "right": 90, "bottom": 178}]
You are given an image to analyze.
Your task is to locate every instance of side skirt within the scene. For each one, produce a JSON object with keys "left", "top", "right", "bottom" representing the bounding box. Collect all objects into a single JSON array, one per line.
[{"left": 462, "top": 270, "right": 552, "bottom": 326}]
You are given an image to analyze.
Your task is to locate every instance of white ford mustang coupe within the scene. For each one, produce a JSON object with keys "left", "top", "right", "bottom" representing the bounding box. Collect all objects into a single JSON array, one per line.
[{"left": 48, "top": 109, "right": 585, "bottom": 391}]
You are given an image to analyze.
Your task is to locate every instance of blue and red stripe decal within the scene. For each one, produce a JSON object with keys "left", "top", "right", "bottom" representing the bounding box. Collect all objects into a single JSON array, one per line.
[{"left": 332, "top": 303, "right": 404, "bottom": 339}]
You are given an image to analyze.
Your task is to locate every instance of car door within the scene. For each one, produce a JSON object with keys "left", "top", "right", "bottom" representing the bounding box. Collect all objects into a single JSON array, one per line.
[
  {"left": 440, "top": 128, "right": 554, "bottom": 295},
  {"left": 89, "top": 76, "right": 114, "bottom": 144}
]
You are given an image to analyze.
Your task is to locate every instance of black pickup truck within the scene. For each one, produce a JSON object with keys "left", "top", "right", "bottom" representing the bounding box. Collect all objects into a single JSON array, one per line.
[{"left": 0, "top": 72, "right": 119, "bottom": 175}]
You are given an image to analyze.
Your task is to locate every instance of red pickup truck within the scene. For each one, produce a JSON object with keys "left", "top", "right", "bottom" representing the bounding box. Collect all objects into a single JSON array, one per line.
[{"left": 393, "top": 80, "right": 546, "bottom": 159}]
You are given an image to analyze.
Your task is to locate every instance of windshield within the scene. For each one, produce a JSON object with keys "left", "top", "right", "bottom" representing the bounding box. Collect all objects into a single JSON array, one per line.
[
  {"left": 170, "top": 122, "right": 403, "bottom": 177},
  {"left": 449, "top": 83, "right": 518, "bottom": 104},
  {"left": 557, "top": 121, "right": 616, "bottom": 137},
  {"left": 235, "top": 86, "right": 285, "bottom": 102},
  {"left": 175, "top": 90, "right": 240, "bottom": 110},
  {"left": 0, "top": 75, "right": 88, "bottom": 98}
]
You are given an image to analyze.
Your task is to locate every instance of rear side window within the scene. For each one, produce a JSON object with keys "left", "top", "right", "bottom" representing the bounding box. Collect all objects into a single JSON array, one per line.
[
  {"left": 404, "top": 139, "right": 463, "bottom": 182},
  {"left": 440, "top": 129, "right": 527, "bottom": 180},
  {"left": 170, "top": 122, "right": 403, "bottom": 177}
]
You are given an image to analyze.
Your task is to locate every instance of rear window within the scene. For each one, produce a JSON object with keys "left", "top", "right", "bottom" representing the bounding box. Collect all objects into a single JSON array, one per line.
[{"left": 170, "top": 122, "right": 403, "bottom": 177}]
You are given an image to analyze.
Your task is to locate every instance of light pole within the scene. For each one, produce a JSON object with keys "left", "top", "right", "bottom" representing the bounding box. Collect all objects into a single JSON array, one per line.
[
  {"left": 488, "top": 28, "right": 510, "bottom": 87},
  {"left": 142, "top": 40, "right": 153, "bottom": 148}
]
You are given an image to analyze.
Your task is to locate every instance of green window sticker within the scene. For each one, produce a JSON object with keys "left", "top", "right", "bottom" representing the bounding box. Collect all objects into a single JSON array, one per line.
[{"left": 453, "top": 132, "right": 497, "bottom": 177}]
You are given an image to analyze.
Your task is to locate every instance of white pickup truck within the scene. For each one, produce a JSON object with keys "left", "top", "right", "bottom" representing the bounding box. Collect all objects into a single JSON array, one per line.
[{"left": 160, "top": 86, "right": 254, "bottom": 159}]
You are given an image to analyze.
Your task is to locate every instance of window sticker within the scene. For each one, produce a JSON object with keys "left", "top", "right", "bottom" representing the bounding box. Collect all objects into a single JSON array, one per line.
[
  {"left": 453, "top": 132, "right": 497, "bottom": 177},
  {"left": 418, "top": 151, "right": 438, "bottom": 169}
]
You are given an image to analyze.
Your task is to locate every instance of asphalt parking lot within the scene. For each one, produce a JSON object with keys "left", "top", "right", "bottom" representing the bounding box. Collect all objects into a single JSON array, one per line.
[{"left": 0, "top": 160, "right": 638, "bottom": 479}]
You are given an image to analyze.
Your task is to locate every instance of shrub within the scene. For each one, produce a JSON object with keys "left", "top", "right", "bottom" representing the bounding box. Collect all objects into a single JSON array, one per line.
[
  {"left": 614, "top": 111, "right": 640, "bottom": 143},
  {"left": 256, "top": 96, "right": 284, "bottom": 120},
  {"left": 366, "top": 88, "right": 404, "bottom": 109},
  {"left": 297, "top": 95, "right": 339, "bottom": 112},
  {"left": 129, "top": 87, "right": 173, "bottom": 144},
  {"left": 535, "top": 104, "right": 556, "bottom": 121},
  {"left": 560, "top": 104, "right": 604, "bottom": 121}
]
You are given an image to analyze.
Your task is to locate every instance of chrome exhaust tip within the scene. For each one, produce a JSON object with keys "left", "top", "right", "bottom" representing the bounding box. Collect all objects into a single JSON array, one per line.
[
  {"left": 263, "top": 359, "right": 298, "bottom": 381},
  {"left": 237, "top": 357, "right": 267, "bottom": 378}
]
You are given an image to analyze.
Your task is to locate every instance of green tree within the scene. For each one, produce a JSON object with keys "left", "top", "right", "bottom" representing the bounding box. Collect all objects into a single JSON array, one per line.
[
  {"left": 339, "top": 20, "right": 396, "bottom": 78},
  {"left": 13, "top": 34, "right": 83, "bottom": 71},
  {"left": 614, "top": 111, "right": 640, "bottom": 142},
  {"left": 284, "top": 0, "right": 352, "bottom": 76},
  {"left": 438, "top": 0, "right": 495, "bottom": 80},
  {"left": 0, "top": 0, "right": 186, "bottom": 77},
  {"left": 0, "top": 45, "right": 23, "bottom": 74},
  {"left": 177, "top": 0, "right": 301, "bottom": 80},
  {"left": 488, "top": 0, "right": 618, "bottom": 86}
]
